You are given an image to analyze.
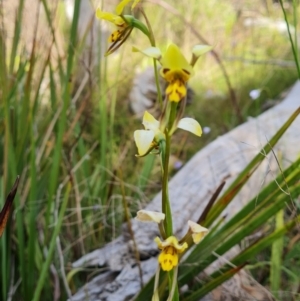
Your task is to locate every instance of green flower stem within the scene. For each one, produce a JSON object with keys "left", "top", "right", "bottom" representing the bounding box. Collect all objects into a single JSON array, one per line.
[
  {"left": 124, "top": 15, "right": 150, "bottom": 37},
  {"left": 153, "top": 59, "right": 163, "bottom": 108},
  {"left": 152, "top": 267, "right": 161, "bottom": 301},
  {"left": 168, "top": 102, "right": 178, "bottom": 132},
  {"left": 32, "top": 183, "right": 71, "bottom": 301},
  {"left": 158, "top": 222, "right": 167, "bottom": 240},
  {"left": 139, "top": 8, "right": 163, "bottom": 108},
  {"left": 279, "top": 0, "right": 300, "bottom": 78},
  {"left": 167, "top": 267, "right": 179, "bottom": 301},
  {"left": 161, "top": 134, "right": 173, "bottom": 237}
]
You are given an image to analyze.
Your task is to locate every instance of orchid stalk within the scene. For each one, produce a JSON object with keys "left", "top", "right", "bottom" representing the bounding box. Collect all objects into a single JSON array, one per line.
[
  {"left": 132, "top": 42, "right": 210, "bottom": 300},
  {"left": 98, "top": 2, "right": 212, "bottom": 299}
]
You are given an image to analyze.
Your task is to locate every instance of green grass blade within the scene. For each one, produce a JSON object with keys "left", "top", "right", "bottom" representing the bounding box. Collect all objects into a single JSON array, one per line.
[
  {"left": 227, "top": 215, "right": 300, "bottom": 270},
  {"left": 8, "top": 0, "right": 25, "bottom": 74},
  {"left": 32, "top": 183, "right": 71, "bottom": 301},
  {"left": 1, "top": 18, "right": 24, "bottom": 299},
  {"left": 183, "top": 214, "right": 300, "bottom": 300},
  {"left": 211, "top": 156, "right": 300, "bottom": 235},
  {"left": 205, "top": 107, "right": 300, "bottom": 226},
  {"left": 179, "top": 183, "right": 300, "bottom": 286},
  {"left": 45, "top": 0, "right": 81, "bottom": 231},
  {"left": 279, "top": 0, "right": 300, "bottom": 78},
  {"left": 27, "top": 118, "right": 38, "bottom": 300},
  {"left": 138, "top": 155, "right": 156, "bottom": 193},
  {"left": 270, "top": 209, "right": 284, "bottom": 299},
  {"left": 183, "top": 264, "right": 246, "bottom": 301}
]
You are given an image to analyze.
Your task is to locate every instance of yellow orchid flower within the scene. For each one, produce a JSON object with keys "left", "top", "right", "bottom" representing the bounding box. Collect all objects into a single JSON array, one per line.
[
  {"left": 134, "top": 111, "right": 163, "bottom": 156},
  {"left": 154, "top": 236, "right": 188, "bottom": 271},
  {"left": 96, "top": 8, "right": 132, "bottom": 55},
  {"left": 133, "top": 43, "right": 212, "bottom": 102},
  {"left": 96, "top": 1, "right": 148, "bottom": 56},
  {"left": 133, "top": 111, "right": 202, "bottom": 156},
  {"left": 160, "top": 44, "right": 194, "bottom": 102}
]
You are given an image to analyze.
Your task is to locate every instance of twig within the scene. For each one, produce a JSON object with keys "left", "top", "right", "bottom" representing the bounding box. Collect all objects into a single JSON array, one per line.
[{"left": 37, "top": 217, "right": 61, "bottom": 300}]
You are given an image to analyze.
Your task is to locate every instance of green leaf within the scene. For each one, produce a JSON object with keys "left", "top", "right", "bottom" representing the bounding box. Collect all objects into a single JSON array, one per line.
[{"left": 205, "top": 107, "right": 300, "bottom": 226}]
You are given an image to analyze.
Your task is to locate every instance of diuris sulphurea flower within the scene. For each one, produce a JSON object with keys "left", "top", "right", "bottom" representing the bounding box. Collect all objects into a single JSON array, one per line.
[
  {"left": 133, "top": 111, "right": 165, "bottom": 157},
  {"left": 160, "top": 44, "right": 194, "bottom": 102},
  {"left": 96, "top": 1, "right": 148, "bottom": 56},
  {"left": 133, "top": 43, "right": 212, "bottom": 102},
  {"left": 134, "top": 111, "right": 202, "bottom": 156}
]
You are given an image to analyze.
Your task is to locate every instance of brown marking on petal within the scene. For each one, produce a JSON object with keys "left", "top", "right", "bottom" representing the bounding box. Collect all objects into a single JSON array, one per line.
[
  {"left": 182, "top": 69, "right": 190, "bottom": 75},
  {"left": 106, "top": 27, "right": 133, "bottom": 56},
  {"left": 176, "top": 89, "right": 183, "bottom": 99},
  {"left": 162, "top": 68, "right": 170, "bottom": 74},
  {"left": 109, "top": 30, "right": 122, "bottom": 43},
  {"left": 0, "top": 176, "right": 20, "bottom": 237},
  {"left": 118, "top": 23, "right": 127, "bottom": 29},
  {"left": 165, "top": 246, "right": 173, "bottom": 255}
]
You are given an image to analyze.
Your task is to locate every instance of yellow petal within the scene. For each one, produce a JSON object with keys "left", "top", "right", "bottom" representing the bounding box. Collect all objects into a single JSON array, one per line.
[
  {"left": 132, "top": 46, "right": 162, "bottom": 60},
  {"left": 165, "top": 80, "right": 186, "bottom": 102},
  {"left": 116, "top": 0, "right": 132, "bottom": 15},
  {"left": 136, "top": 210, "right": 165, "bottom": 223},
  {"left": 177, "top": 118, "right": 202, "bottom": 137},
  {"left": 108, "top": 30, "right": 123, "bottom": 43},
  {"left": 158, "top": 247, "right": 178, "bottom": 271},
  {"left": 134, "top": 130, "right": 154, "bottom": 156},
  {"left": 155, "top": 236, "right": 188, "bottom": 252},
  {"left": 192, "top": 233, "right": 206, "bottom": 244},
  {"left": 188, "top": 220, "right": 209, "bottom": 244},
  {"left": 154, "top": 236, "right": 163, "bottom": 249},
  {"left": 192, "top": 45, "right": 213, "bottom": 58},
  {"left": 96, "top": 8, "right": 124, "bottom": 26},
  {"left": 96, "top": 8, "right": 114, "bottom": 21},
  {"left": 176, "top": 241, "right": 188, "bottom": 253},
  {"left": 142, "top": 111, "right": 160, "bottom": 131},
  {"left": 188, "top": 220, "right": 208, "bottom": 233},
  {"left": 161, "top": 43, "right": 194, "bottom": 77}
]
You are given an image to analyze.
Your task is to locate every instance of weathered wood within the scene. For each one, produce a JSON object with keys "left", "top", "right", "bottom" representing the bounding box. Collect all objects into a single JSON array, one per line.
[{"left": 71, "top": 81, "right": 300, "bottom": 301}]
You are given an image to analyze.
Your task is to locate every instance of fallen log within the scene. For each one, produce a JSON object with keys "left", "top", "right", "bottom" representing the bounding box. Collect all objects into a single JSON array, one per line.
[{"left": 71, "top": 81, "right": 300, "bottom": 301}]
